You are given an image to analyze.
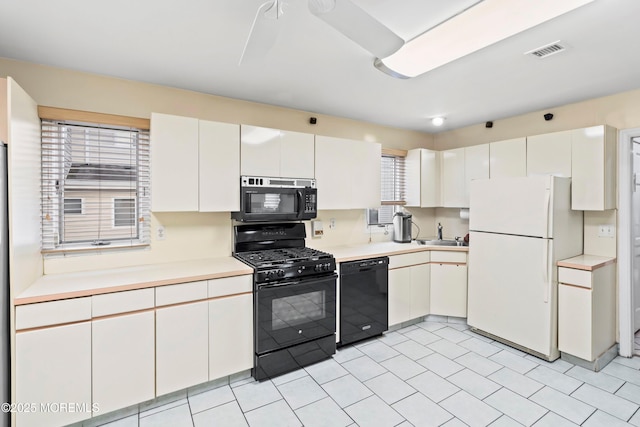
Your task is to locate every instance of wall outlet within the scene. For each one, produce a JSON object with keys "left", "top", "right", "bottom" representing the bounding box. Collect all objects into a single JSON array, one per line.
[
  {"left": 157, "top": 225, "right": 166, "bottom": 241},
  {"left": 598, "top": 224, "right": 615, "bottom": 238},
  {"left": 311, "top": 220, "right": 324, "bottom": 238},
  {"left": 329, "top": 218, "right": 336, "bottom": 229}
]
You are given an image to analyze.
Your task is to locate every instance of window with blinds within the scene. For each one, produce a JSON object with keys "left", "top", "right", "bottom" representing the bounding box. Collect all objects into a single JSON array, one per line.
[
  {"left": 41, "top": 120, "right": 150, "bottom": 252},
  {"left": 368, "top": 153, "right": 406, "bottom": 226}
]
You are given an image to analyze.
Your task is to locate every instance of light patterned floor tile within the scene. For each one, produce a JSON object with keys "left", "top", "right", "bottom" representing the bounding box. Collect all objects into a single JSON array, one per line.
[
  {"left": 333, "top": 345, "right": 364, "bottom": 364},
  {"left": 377, "top": 331, "right": 409, "bottom": 346},
  {"left": 440, "top": 391, "right": 502, "bottom": 427},
  {"left": 392, "top": 392, "right": 453, "bottom": 427},
  {"left": 403, "top": 327, "right": 441, "bottom": 345},
  {"left": 531, "top": 411, "right": 579, "bottom": 427},
  {"left": 407, "top": 371, "right": 460, "bottom": 403},
  {"left": 529, "top": 386, "right": 596, "bottom": 425},
  {"left": 244, "top": 400, "right": 301, "bottom": 427},
  {"left": 489, "top": 367, "right": 544, "bottom": 398},
  {"left": 380, "top": 354, "right": 427, "bottom": 380},
  {"left": 428, "top": 339, "right": 469, "bottom": 359},
  {"left": 484, "top": 388, "right": 548, "bottom": 426},
  {"left": 188, "top": 385, "right": 236, "bottom": 414},
  {"left": 571, "top": 383, "right": 639, "bottom": 421},
  {"left": 630, "top": 408, "right": 640, "bottom": 427},
  {"left": 321, "top": 374, "right": 373, "bottom": 408},
  {"left": 139, "top": 403, "right": 193, "bottom": 427},
  {"left": 433, "top": 326, "right": 472, "bottom": 343},
  {"left": 455, "top": 351, "right": 503, "bottom": 376},
  {"left": 525, "top": 365, "right": 583, "bottom": 395},
  {"left": 490, "top": 415, "right": 526, "bottom": 427},
  {"left": 233, "top": 380, "right": 282, "bottom": 413},
  {"left": 393, "top": 338, "right": 434, "bottom": 360},
  {"left": 582, "top": 409, "right": 637, "bottom": 427},
  {"left": 192, "top": 401, "right": 248, "bottom": 427},
  {"left": 344, "top": 395, "right": 404, "bottom": 427},
  {"left": 459, "top": 337, "right": 502, "bottom": 357},
  {"left": 611, "top": 355, "right": 640, "bottom": 370},
  {"left": 361, "top": 340, "right": 401, "bottom": 362},
  {"left": 270, "top": 368, "right": 309, "bottom": 386},
  {"left": 615, "top": 382, "right": 640, "bottom": 405},
  {"left": 602, "top": 361, "right": 640, "bottom": 387},
  {"left": 364, "top": 371, "right": 417, "bottom": 404},
  {"left": 98, "top": 415, "right": 139, "bottom": 427},
  {"left": 565, "top": 365, "right": 624, "bottom": 393},
  {"left": 276, "top": 376, "right": 327, "bottom": 410},
  {"left": 417, "top": 352, "right": 464, "bottom": 378},
  {"left": 294, "top": 397, "right": 353, "bottom": 427},
  {"left": 304, "top": 358, "right": 348, "bottom": 384},
  {"left": 490, "top": 350, "right": 538, "bottom": 374},
  {"left": 447, "top": 368, "right": 500, "bottom": 399},
  {"left": 341, "top": 355, "right": 387, "bottom": 382},
  {"left": 523, "top": 355, "right": 573, "bottom": 373},
  {"left": 417, "top": 320, "right": 448, "bottom": 332}
]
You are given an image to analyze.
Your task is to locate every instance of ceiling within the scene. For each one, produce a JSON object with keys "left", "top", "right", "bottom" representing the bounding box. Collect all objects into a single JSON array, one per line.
[{"left": 1, "top": 0, "right": 639, "bottom": 133}]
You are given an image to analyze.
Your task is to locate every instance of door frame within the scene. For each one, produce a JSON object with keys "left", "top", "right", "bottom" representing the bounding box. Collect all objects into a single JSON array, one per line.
[{"left": 618, "top": 127, "right": 640, "bottom": 357}]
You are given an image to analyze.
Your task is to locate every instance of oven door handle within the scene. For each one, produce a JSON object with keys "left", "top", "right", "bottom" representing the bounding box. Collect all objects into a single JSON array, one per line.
[{"left": 258, "top": 273, "right": 338, "bottom": 290}]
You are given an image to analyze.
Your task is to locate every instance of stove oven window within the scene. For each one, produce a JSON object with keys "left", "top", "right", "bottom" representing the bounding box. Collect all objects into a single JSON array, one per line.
[
  {"left": 249, "top": 193, "right": 295, "bottom": 214},
  {"left": 272, "top": 291, "right": 325, "bottom": 330}
]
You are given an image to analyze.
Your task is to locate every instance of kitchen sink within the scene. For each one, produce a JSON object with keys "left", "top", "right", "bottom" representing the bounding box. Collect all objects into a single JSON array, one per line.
[{"left": 416, "top": 239, "right": 467, "bottom": 247}]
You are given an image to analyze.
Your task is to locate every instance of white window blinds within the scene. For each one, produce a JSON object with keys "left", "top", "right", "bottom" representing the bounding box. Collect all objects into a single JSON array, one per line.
[
  {"left": 41, "top": 120, "right": 150, "bottom": 251},
  {"left": 381, "top": 154, "right": 406, "bottom": 204}
]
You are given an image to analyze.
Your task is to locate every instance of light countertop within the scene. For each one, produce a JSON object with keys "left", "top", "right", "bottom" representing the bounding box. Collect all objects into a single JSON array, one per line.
[
  {"left": 16, "top": 240, "right": 468, "bottom": 305},
  {"left": 557, "top": 254, "right": 616, "bottom": 271}
]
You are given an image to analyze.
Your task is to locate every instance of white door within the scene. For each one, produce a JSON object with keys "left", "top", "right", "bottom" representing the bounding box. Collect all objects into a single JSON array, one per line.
[
  {"left": 469, "top": 176, "right": 553, "bottom": 238},
  {"left": 633, "top": 139, "right": 640, "bottom": 332},
  {"left": 467, "top": 231, "right": 557, "bottom": 359}
]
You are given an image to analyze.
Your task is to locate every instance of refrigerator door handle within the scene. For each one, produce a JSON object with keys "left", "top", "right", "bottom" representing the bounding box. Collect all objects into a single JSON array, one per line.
[
  {"left": 542, "top": 239, "right": 550, "bottom": 303},
  {"left": 543, "top": 188, "right": 551, "bottom": 238}
]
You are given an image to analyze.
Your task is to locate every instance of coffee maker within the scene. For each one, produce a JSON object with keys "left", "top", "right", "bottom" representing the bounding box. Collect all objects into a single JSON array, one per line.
[{"left": 392, "top": 212, "right": 412, "bottom": 243}]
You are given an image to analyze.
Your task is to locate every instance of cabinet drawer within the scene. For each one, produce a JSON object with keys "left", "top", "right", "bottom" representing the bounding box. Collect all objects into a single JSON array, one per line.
[
  {"left": 92, "top": 288, "right": 155, "bottom": 317},
  {"left": 430, "top": 251, "right": 466, "bottom": 264},
  {"left": 208, "top": 275, "right": 252, "bottom": 298},
  {"left": 389, "top": 251, "right": 430, "bottom": 269},
  {"left": 558, "top": 267, "right": 592, "bottom": 289},
  {"left": 16, "top": 297, "right": 92, "bottom": 330},
  {"left": 156, "top": 281, "right": 208, "bottom": 306}
]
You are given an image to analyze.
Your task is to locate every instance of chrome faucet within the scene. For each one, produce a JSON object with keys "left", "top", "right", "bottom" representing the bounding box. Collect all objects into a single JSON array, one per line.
[{"left": 437, "top": 223, "right": 443, "bottom": 240}]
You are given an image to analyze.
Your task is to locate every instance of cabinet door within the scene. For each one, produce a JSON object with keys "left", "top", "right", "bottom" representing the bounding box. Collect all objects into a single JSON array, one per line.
[
  {"left": 571, "top": 125, "right": 616, "bottom": 210},
  {"left": 406, "top": 149, "right": 440, "bottom": 208},
  {"left": 199, "top": 120, "right": 240, "bottom": 212},
  {"left": 156, "top": 301, "right": 209, "bottom": 395},
  {"left": 430, "top": 263, "right": 468, "bottom": 317},
  {"left": 280, "top": 130, "right": 315, "bottom": 178},
  {"left": 388, "top": 267, "right": 412, "bottom": 326},
  {"left": 315, "top": 135, "right": 353, "bottom": 209},
  {"left": 527, "top": 130, "right": 572, "bottom": 177},
  {"left": 490, "top": 137, "right": 526, "bottom": 178},
  {"left": 151, "top": 113, "right": 199, "bottom": 212},
  {"left": 410, "top": 264, "right": 430, "bottom": 319},
  {"left": 240, "top": 125, "right": 281, "bottom": 176},
  {"left": 441, "top": 148, "right": 466, "bottom": 207},
  {"left": 209, "top": 294, "right": 253, "bottom": 380},
  {"left": 16, "top": 323, "right": 92, "bottom": 427},
  {"left": 93, "top": 311, "right": 155, "bottom": 413},
  {"left": 464, "top": 144, "right": 489, "bottom": 207},
  {"left": 351, "top": 139, "right": 381, "bottom": 209}
]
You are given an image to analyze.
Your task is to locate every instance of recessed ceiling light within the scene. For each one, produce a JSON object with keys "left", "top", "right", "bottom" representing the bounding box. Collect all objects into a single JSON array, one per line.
[
  {"left": 432, "top": 117, "right": 445, "bottom": 126},
  {"left": 375, "top": 0, "right": 595, "bottom": 79}
]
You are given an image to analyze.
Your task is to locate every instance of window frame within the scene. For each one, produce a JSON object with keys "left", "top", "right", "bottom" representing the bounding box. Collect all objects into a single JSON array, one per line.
[
  {"left": 39, "top": 107, "right": 151, "bottom": 254},
  {"left": 367, "top": 148, "right": 407, "bottom": 229}
]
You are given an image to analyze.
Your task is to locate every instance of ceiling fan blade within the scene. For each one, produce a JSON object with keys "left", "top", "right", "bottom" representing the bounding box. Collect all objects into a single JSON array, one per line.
[
  {"left": 308, "top": 0, "right": 404, "bottom": 58},
  {"left": 239, "top": 1, "right": 282, "bottom": 66}
]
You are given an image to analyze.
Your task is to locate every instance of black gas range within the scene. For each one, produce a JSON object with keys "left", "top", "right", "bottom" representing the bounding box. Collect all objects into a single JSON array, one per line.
[{"left": 233, "top": 223, "right": 337, "bottom": 381}]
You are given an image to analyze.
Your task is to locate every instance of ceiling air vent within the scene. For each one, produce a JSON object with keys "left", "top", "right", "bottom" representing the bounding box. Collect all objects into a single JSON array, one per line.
[{"left": 525, "top": 41, "right": 567, "bottom": 59}]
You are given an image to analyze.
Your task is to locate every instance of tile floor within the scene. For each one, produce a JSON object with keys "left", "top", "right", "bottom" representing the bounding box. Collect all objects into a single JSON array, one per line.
[{"left": 93, "top": 319, "right": 640, "bottom": 427}]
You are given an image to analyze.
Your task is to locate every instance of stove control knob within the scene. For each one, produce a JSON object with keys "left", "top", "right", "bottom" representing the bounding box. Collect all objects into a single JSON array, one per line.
[
  {"left": 277, "top": 269, "right": 285, "bottom": 277},
  {"left": 315, "top": 264, "right": 321, "bottom": 272}
]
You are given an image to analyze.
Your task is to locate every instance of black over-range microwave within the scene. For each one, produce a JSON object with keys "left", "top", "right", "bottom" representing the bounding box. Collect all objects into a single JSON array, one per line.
[{"left": 231, "top": 176, "right": 318, "bottom": 222}]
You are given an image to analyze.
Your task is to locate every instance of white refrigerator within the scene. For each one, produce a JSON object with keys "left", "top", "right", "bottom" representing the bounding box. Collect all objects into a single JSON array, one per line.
[{"left": 467, "top": 175, "right": 583, "bottom": 361}]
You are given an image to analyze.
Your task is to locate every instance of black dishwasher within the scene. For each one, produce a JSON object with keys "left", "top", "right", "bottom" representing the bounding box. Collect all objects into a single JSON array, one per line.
[{"left": 338, "top": 257, "right": 389, "bottom": 346}]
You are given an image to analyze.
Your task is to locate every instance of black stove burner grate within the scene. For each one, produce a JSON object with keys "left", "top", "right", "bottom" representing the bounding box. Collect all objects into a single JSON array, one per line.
[{"left": 235, "top": 247, "right": 333, "bottom": 267}]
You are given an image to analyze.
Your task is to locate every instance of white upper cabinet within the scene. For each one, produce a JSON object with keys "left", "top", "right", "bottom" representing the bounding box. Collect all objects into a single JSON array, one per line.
[
  {"left": 464, "top": 144, "right": 490, "bottom": 207},
  {"left": 489, "top": 137, "right": 527, "bottom": 178},
  {"left": 241, "top": 125, "right": 314, "bottom": 178},
  {"left": 527, "top": 130, "right": 572, "bottom": 177},
  {"left": 151, "top": 113, "right": 199, "bottom": 212},
  {"left": 405, "top": 148, "right": 440, "bottom": 207},
  {"left": 315, "top": 135, "right": 381, "bottom": 209},
  {"left": 151, "top": 113, "right": 240, "bottom": 212},
  {"left": 199, "top": 119, "right": 241, "bottom": 212},
  {"left": 571, "top": 125, "right": 617, "bottom": 211},
  {"left": 441, "top": 147, "right": 466, "bottom": 207}
]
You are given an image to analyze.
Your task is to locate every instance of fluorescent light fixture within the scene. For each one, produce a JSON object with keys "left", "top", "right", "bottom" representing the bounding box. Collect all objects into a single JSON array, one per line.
[
  {"left": 375, "top": 0, "right": 595, "bottom": 79},
  {"left": 431, "top": 117, "right": 445, "bottom": 126}
]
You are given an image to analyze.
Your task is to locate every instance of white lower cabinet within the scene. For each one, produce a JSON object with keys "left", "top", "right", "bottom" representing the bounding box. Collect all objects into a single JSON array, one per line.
[
  {"left": 156, "top": 301, "right": 209, "bottom": 395},
  {"left": 209, "top": 294, "right": 253, "bottom": 380},
  {"left": 429, "top": 251, "right": 468, "bottom": 317},
  {"left": 92, "top": 311, "right": 155, "bottom": 413},
  {"left": 16, "top": 323, "right": 92, "bottom": 427},
  {"left": 388, "top": 263, "right": 430, "bottom": 326}
]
